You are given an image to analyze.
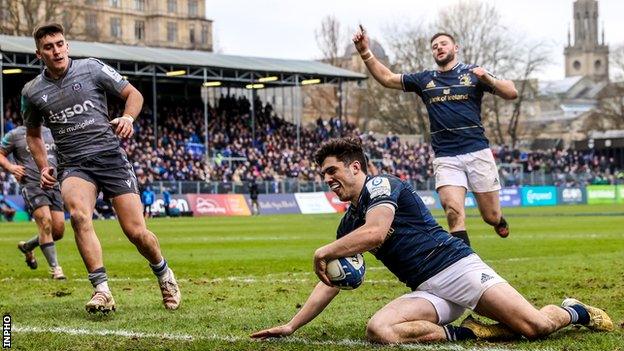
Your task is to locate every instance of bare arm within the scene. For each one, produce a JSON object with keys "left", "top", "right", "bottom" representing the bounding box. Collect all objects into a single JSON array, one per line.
[
  {"left": 110, "top": 83, "right": 144, "bottom": 138},
  {"left": 471, "top": 67, "right": 518, "bottom": 100},
  {"left": 352, "top": 25, "right": 403, "bottom": 90},
  {"left": 251, "top": 282, "right": 340, "bottom": 339},
  {"left": 314, "top": 206, "right": 394, "bottom": 285},
  {"left": 0, "top": 150, "right": 26, "bottom": 182},
  {"left": 26, "top": 126, "right": 55, "bottom": 188}
]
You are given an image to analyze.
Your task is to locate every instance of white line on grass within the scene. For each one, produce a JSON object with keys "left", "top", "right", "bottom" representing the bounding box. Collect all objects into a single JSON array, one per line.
[{"left": 14, "top": 325, "right": 550, "bottom": 351}]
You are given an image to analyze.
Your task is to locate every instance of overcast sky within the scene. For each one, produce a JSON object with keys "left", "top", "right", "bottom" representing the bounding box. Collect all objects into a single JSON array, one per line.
[{"left": 204, "top": 0, "right": 624, "bottom": 80}]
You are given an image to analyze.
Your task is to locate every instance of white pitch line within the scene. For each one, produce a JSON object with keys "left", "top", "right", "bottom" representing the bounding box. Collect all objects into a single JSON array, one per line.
[{"left": 13, "top": 325, "right": 550, "bottom": 351}]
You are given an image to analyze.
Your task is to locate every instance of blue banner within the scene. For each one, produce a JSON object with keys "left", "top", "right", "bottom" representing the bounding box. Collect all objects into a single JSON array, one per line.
[
  {"left": 499, "top": 188, "right": 522, "bottom": 207},
  {"left": 247, "top": 194, "right": 300, "bottom": 214},
  {"left": 464, "top": 192, "right": 477, "bottom": 208},
  {"left": 521, "top": 186, "right": 557, "bottom": 206},
  {"left": 417, "top": 191, "right": 440, "bottom": 209}
]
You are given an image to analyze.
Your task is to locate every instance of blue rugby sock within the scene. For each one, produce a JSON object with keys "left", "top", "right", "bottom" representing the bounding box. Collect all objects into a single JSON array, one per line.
[{"left": 564, "top": 305, "right": 590, "bottom": 325}]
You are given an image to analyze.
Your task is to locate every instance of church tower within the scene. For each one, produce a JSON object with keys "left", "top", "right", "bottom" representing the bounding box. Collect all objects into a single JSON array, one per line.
[{"left": 564, "top": 0, "right": 609, "bottom": 81}]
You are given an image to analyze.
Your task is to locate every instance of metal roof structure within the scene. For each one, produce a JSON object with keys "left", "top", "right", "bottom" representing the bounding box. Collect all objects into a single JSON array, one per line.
[{"left": 0, "top": 34, "right": 366, "bottom": 86}]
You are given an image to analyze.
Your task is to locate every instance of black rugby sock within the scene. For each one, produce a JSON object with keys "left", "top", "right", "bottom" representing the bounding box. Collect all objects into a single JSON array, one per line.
[{"left": 451, "top": 230, "right": 470, "bottom": 246}]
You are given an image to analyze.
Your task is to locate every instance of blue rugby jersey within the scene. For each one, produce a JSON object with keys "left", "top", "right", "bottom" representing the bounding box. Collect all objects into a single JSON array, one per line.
[
  {"left": 336, "top": 174, "right": 473, "bottom": 290},
  {"left": 402, "top": 62, "right": 494, "bottom": 157}
]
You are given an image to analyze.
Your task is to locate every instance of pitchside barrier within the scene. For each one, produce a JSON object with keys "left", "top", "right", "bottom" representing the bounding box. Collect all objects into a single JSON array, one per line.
[{"left": 2, "top": 185, "right": 622, "bottom": 221}]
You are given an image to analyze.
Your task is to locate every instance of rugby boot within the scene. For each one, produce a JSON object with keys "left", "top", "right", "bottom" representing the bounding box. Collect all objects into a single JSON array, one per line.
[
  {"left": 159, "top": 268, "right": 181, "bottom": 310},
  {"left": 18, "top": 241, "right": 38, "bottom": 269},
  {"left": 562, "top": 298, "right": 614, "bottom": 332},
  {"left": 494, "top": 217, "right": 509, "bottom": 238},
  {"left": 85, "top": 290, "right": 116, "bottom": 314},
  {"left": 50, "top": 266, "right": 66, "bottom": 280},
  {"left": 460, "top": 315, "right": 520, "bottom": 340}
]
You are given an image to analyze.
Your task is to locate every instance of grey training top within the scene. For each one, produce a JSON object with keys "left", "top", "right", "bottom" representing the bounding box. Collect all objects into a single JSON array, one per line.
[
  {"left": 21, "top": 58, "right": 129, "bottom": 166},
  {"left": 0, "top": 126, "right": 58, "bottom": 186}
]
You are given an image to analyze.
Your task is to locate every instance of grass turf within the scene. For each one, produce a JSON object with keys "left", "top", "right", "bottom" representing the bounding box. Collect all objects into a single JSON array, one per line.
[{"left": 1, "top": 204, "right": 623, "bottom": 350}]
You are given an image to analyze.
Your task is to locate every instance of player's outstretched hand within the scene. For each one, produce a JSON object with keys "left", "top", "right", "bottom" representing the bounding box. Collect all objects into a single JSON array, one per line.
[
  {"left": 352, "top": 24, "right": 370, "bottom": 55},
  {"left": 250, "top": 324, "right": 294, "bottom": 340},
  {"left": 110, "top": 115, "right": 134, "bottom": 139},
  {"left": 9, "top": 164, "right": 26, "bottom": 182},
  {"left": 40, "top": 166, "right": 56, "bottom": 189}
]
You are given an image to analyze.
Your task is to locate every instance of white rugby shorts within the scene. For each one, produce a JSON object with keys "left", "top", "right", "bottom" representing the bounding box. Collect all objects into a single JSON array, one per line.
[
  {"left": 400, "top": 254, "right": 506, "bottom": 325},
  {"left": 433, "top": 148, "right": 501, "bottom": 193}
]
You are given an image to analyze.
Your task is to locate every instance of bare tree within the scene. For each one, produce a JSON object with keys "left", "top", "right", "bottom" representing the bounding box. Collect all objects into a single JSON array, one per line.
[
  {"left": 507, "top": 43, "right": 550, "bottom": 148},
  {"left": 315, "top": 15, "right": 346, "bottom": 67},
  {"left": 610, "top": 44, "right": 624, "bottom": 81},
  {"left": 590, "top": 82, "right": 624, "bottom": 130},
  {"left": 1, "top": 0, "right": 83, "bottom": 37}
]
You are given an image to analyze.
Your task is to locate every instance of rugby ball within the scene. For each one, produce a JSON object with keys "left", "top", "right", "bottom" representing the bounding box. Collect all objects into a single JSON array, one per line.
[{"left": 326, "top": 254, "right": 365, "bottom": 290}]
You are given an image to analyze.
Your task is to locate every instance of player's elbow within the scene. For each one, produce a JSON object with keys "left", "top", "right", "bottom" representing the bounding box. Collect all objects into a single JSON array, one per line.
[{"left": 504, "top": 88, "right": 518, "bottom": 100}]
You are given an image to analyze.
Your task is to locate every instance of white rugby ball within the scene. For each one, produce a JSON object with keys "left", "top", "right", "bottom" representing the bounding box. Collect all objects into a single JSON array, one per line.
[{"left": 326, "top": 254, "right": 365, "bottom": 290}]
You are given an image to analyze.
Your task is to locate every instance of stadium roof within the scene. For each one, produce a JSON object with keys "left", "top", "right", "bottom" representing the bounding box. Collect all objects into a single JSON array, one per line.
[{"left": 0, "top": 34, "right": 366, "bottom": 86}]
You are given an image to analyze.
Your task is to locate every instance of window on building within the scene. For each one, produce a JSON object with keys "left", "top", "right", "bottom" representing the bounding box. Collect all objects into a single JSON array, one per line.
[
  {"left": 189, "top": 24, "right": 195, "bottom": 44},
  {"left": 86, "top": 0, "right": 98, "bottom": 5},
  {"left": 86, "top": 14, "right": 98, "bottom": 34},
  {"left": 188, "top": 0, "right": 198, "bottom": 16},
  {"left": 167, "top": 22, "right": 178, "bottom": 42},
  {"left": 201, "top": 24, "right": 208, "bottom": 44},
  {"left": 110, "top": 17, "right": 122, "bottom": 38},
  {"left": 167, "top": 0, "right": 177, "bottom": 13},
  {"left": 110, "top": 0, "right": 120, "bottom": 7},
  {"left": 135, "top": 20, "right": 145, "bottom": 40},
  {"left": 134, "top": 0, "right": 145, "bottom": 11}
]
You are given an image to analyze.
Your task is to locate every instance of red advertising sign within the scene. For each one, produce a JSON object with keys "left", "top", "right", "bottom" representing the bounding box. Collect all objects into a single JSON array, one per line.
[
  {"left": 325, "top": 192, "right": 349, "bottom": 213},
  {"left": 186, "top": 194, "right": 251, "bottom": 216}
]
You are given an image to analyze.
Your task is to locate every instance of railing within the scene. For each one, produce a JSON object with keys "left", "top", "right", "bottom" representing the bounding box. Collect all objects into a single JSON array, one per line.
[{"left": 1, "top": 164, "right": 619, "bottom": 196}]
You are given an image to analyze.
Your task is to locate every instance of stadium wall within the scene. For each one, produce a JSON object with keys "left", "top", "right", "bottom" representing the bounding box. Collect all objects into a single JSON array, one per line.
[{"left": 4, "top": 186, "right": 622, "bottom": 221}]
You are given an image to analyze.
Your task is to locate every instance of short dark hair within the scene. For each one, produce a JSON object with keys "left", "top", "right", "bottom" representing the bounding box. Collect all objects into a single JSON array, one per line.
[
  {"left": 430, "top": 32, "right": 456, "bottom": 45},
  {"left": 314, "top": 137, "right": 368, "bottom": 174},
  {"left": 32, "top": 23, "right": 65, "bottom": 47}
]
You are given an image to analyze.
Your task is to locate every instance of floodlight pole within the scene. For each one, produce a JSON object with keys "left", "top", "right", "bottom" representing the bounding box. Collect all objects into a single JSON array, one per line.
[
  {"left": 152, "top": 65, "right": 158, "bottom": 149},
  {"left": 249, "top": 85, "right": 256, "bottom": 147},
  {"left": 295, "top": 74, "right": 300, "bottom": 150},
  {"left": 202, "top": 68, "right": 210, "bottom": 159}
]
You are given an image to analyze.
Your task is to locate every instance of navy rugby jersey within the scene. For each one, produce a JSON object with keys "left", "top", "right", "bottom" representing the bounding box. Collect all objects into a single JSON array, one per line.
[
  {"left": 402, "top": 62, "right": 494, "bottom": 157},
  {"left": 336, "top": 174, "right": 473, "bottom": 290}
]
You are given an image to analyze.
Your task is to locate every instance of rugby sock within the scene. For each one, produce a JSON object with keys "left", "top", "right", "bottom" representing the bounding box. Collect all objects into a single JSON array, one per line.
[
  {"left": 451, "top": 230, "right": 471, "bottom": 246},
  {"left": 443, "top": 325, "right": 476, "bottom": 341},
  {"left": 150, "top": 258, "right": 170, "bottom": 281},
  {"left": 40, "top": 242, "right": 58, "bottom": 268},
  {"left": 88, "top": 267, "right": 109, "bottom": 292},
  {"left": 22, "top": 235, "right": 40, "bottom": 251},
  {"left": 564, "top": 305, "right": 590, "bottom": 325}
]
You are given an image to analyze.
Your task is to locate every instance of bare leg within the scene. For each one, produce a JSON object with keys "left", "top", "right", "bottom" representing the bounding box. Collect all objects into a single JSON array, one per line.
[
  {"left": 438, "top": 185, "right": 467, "bottom": 232},
  {"left": 50, "top": 210, "right": 65, "bottom": 241},
  {"left": 475, "top": 283, "right": 571, "bottom": 340},
  {"left": 366, "top": 297, "right": 447, "bottom": 344},
  {"left": 112, "top": 193, "right": 162, "bottom": 265},
  {"left": 62, "top": 177, "right": 101, "bottom": 272},
  {"left": 32, "top": 206, "right": 53, "bottom": 245},
  {"left": 473, "top": 190, "right": 502, "bottom": 226}
]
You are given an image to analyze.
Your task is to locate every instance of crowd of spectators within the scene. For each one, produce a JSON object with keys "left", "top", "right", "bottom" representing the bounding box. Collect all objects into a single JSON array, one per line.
[{"left": 1, "top": 95, "right": 622, "bottom": 195}]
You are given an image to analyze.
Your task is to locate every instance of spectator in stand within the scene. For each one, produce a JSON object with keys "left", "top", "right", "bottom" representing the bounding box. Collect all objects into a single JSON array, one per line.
[{"left": 141, "top": 186, "right": 155, "bottom": 218}]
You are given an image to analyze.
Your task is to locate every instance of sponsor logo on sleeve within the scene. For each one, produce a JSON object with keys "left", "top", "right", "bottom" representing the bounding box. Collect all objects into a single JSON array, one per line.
[
  {"left": 101, "top": 65, "right": 123, "bottom": 83},
  {"left": 366, "top": 177, "right": 391, "bottom": 199}
]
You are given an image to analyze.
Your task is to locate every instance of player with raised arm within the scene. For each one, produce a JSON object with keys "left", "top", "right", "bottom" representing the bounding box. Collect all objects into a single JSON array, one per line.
[
  {"left": 22, "top": 23, "right": 180, "bottom": 313},
  {"left": 353, "top": 25, "right": 516, "bottom": 246},
  {"left": 251, "top": 137, "right": 613, "bottom": 344},
  {"left": 0, "top": 124, "right": 66, "bottom": 279}
]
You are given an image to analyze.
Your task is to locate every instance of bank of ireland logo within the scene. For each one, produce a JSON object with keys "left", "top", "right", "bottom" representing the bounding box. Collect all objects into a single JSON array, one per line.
[
  {"left": 72, "top": 82, "right": 82, "bottom": 91},
  {"left": 443, "top": 88, "right": 451, "bottom": 95},
  {"left": 459, "top": 73, "right": 472, "bottom": 86}
]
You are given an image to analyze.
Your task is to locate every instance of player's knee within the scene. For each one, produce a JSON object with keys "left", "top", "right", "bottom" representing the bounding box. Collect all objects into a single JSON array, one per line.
[
  {"left": 52, "top": 223, "right": 65, "bottom": 240},
  {"left": 39, "top": 216, "right": 52, "bottom": 234},
  {"left": 443, "top": 202, "right": 464, "bottom": 222},
  {"left": 69, "top": 210, "right": 91, "bottom": 231},
  {"left": 365, "top": 319, "right": 396, "bottom": 344}
]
